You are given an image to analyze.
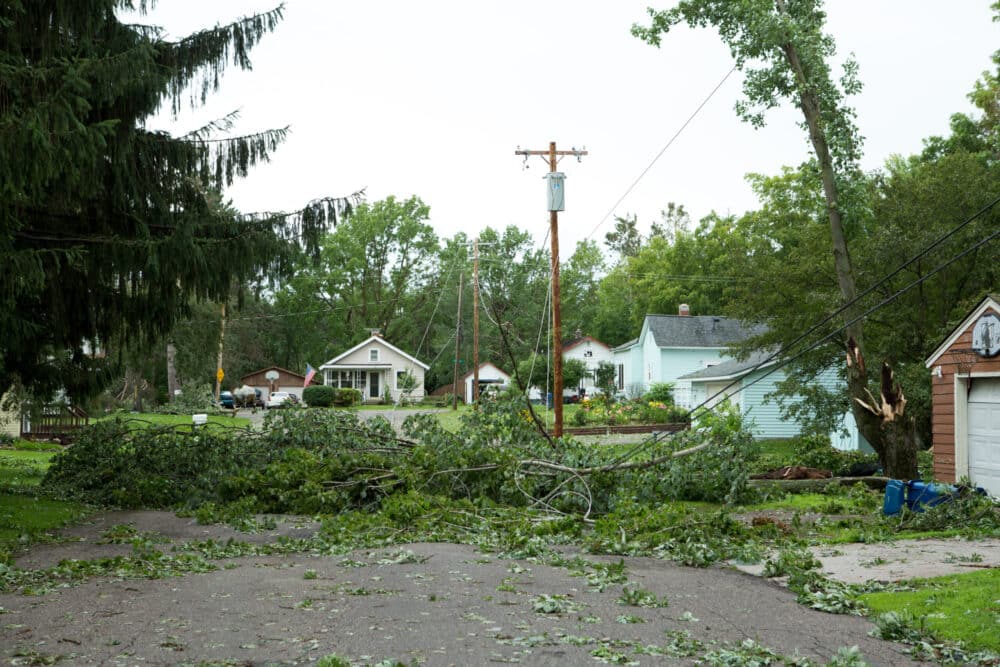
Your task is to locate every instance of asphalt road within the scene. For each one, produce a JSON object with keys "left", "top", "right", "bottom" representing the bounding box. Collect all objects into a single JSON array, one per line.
[{"left": 1, "top": 510, "right": 917, "bottom": 666}]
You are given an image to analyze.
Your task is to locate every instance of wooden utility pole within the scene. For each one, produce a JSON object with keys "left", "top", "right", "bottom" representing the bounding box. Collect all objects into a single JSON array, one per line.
[
  {"left": 514, "top": 141, "right": 587, "bottom": 437},
  {"left": 452, "top": 271, "right": 464, "bottom": 410},
  {"left": 472, "top": 238, "right": 480, "bottom": 404},
  {"left": 214, "top": 302, "right": 226, "bottom": 406}
]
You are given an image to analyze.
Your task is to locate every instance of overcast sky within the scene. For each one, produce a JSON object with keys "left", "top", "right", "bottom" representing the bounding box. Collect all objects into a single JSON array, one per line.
[{"left": 138, "top": 1, "right": 999, "bottom": 257}]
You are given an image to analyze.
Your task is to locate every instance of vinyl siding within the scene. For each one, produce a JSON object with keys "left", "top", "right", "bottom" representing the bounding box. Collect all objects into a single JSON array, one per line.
[
  {"left": 739, "top": 368, "right": 802, "bottom": 439},
  {"left": 661, "top": 348, "right": 728, "bottom": 409}
]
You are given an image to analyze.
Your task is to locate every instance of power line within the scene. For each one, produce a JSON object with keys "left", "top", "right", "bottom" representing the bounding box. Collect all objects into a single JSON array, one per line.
[
  {"left": 692, "top": 223, "right": 1000, "bottom": 423},
  {"left": 585, "top": 66, "right": 738, "bottom": 243},
  {"left": 601, "top": 204, "right": 1000, "bottom": 468}
]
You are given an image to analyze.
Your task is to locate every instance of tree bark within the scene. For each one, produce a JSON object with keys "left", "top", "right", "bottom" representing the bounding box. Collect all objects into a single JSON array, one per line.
[
  {"left": 166, "top": 342, "right": 180, "bottom": 403},
  {"left": 878, "top": 418, "right": 920, "bottom": 479},
  {"left": 777, "top": 31, "right": 910, "bottom": 473}
]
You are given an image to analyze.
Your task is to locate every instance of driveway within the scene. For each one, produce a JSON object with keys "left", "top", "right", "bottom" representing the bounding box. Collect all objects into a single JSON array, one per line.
[{"left": 0, "top": 510, "right": 918, "bottom": 666}]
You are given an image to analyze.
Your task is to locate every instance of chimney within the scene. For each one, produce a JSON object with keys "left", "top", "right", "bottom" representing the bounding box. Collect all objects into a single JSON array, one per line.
[{"left": 678, "top": 303, "right": 690, "bottom": 317}]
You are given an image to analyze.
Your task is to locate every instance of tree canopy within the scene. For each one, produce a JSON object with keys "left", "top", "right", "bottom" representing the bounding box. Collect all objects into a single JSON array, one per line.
[{"left": 0, "top": 1, "right": 360, "bottom": 398}]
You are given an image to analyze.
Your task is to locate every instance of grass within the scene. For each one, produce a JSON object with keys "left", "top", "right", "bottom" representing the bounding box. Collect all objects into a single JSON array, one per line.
[
  {"left": 94, "top": 412, "right": 251, "bottom": 429},
  {"left": 861, "top": 569, "right": 1000, "bottom": 653},
  {"left": 0, "top": 447, "right": 57, "bottom": 490},
  {"left": 0, "top": 445, "right": 90, "bottom": 563}
]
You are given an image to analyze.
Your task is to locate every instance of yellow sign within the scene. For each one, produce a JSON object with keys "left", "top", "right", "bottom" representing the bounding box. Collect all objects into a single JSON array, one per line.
[{"left": 216, "top": 368, "right": 224, "bottom": 382}]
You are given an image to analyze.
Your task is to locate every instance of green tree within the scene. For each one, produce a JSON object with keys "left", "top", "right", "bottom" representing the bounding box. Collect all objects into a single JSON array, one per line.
[
  {"left": 0, "top": 2, "right": 359, "bottom": 399},
  {"left": 604, "top": 214, "right": 643, "bottom": 262},
  {"left": 625, "top": 212, "right": 733, "bottom": 319},
  {"left": 592, "top": 265, "right": 640, "bottom": 346},
  {"left": 594, "top": 361, "right": 617, "bottom": 398},
  {"left": 650, "top": 202, "right": 692, "bottom": 244},
  {"left": 274, "top": 196, "right": 439, "bottom": 366},
  {"left": 516, "top": 354, "right": 587, "bottom": 396},
  {"left": 561, "top": 239, "right": 606, "bottom": 340},
  {"left": 635, "top": 0, "right": 919, "bottom": 477}
]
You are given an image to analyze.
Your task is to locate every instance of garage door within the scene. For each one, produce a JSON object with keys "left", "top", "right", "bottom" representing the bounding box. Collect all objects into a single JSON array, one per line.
[{"left": 968, "top": 378, "right": 1000, "bottom": 496}]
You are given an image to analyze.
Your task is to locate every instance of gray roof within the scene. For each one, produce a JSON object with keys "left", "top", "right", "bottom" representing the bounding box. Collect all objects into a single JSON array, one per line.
[
  {"left": 611, "top": 337, "right": 638, "bottom": 352},
  {"left": 646, "top": 315, "right": 765, "bottom": 348},
  {"left": 679, "top": 349, "right": 777, "bottom": 381}
]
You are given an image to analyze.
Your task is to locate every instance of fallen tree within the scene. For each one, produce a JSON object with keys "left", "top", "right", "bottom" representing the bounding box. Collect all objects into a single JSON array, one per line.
[{"left": 43, "top": 398, "right": 759, "bottom": 519}]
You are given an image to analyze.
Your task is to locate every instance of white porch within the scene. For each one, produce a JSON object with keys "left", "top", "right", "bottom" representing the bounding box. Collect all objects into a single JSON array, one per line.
[{"left": 323, "top": 365, "right": 392, "bottom": 403}]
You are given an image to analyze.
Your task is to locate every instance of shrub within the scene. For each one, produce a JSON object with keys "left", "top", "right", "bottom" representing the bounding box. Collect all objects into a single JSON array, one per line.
[
  {"left": 303, "top": 385, "right": 336, "bottom": 408},
  {"left": 332, "top": 388, "right": 362, "bottom": 406},
  {"left": 643, "top": 382, "right": 675, "bottom": 405},
  {"left": 155, "top": 381, "right": 215, "bottom": 415},
  {"left": 791, "top": 433, "right": 878, "bottom": 474}
]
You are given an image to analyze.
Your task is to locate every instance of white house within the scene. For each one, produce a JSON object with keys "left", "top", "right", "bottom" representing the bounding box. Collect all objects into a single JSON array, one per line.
[
  {"left": 462, "top": 362, "right": 511, "bottom": 404},
  {"left": 320, "top": 335, "right": 428, "bottom": 404},
  {"left": 563, "top": 336, "right": 612, "bottom": 392}
]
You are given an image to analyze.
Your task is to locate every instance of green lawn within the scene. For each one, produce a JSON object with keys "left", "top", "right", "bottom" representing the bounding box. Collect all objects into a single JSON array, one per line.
[
  {"left": 861, "top": 569, "right": 1000, "bottom": 653},
  {"left": 94, "top": 412, "right": 251, "bottom": 429},
  {"left": 0, "top": 445, "right": 90, "bottom": 563},
  {"left": 0, "top": 447, "right": 57, "bottom": 491}
]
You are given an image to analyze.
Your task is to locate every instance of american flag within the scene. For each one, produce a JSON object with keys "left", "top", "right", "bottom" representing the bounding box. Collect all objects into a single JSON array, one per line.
[{"left": 304, "top": 363, "right": 317, "bottom": 387}]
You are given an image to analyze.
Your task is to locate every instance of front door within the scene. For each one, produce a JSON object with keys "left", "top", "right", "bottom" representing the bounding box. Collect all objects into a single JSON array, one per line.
[{"left": 369, "top": 372, "right": 380, "bottom": 400}]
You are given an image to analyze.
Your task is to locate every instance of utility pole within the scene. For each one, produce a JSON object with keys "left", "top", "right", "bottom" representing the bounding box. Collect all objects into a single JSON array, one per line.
[
  {"left": 514, "top": 141, "right": 587, "bottom": 438},
  {"left": 214, "top": 302, "right": 226, "bottom": 406},
  {"left": 472, "top": 238, "right": 480, "bottom": 404},
  {"left": 452, "top": 271, "right": 464, "bottom": 411}
]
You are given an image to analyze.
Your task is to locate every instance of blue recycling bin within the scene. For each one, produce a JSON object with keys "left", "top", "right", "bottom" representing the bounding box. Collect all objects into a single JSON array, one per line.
[
  {"left": 882, "top": 479, "right": 905, "bottom": 516},
  {"left": 905, "top": 480, "right": 956, "bottom": 511}
]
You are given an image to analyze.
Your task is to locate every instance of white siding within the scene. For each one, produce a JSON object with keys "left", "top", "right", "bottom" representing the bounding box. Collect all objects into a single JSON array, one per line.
[
  {"left": 0, "top": 391, "right": 20, "bottom": 439},
  {"left": 463, "top": 364, "right": 511, "bottom": 403},
  {"left": 324, "top": 338, "right": 426, "bottom": 403},
  {"left": 563, "top": 340, "right": 612, "bottom": 390}
]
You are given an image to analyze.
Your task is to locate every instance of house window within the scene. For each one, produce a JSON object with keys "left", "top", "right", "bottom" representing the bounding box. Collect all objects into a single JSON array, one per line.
[
  {"left": 338, "top": 371, "right": 367, "bottom": 391},
  {"left": 396, "top": 370, "right": 406, "bottom": 389},
  {"left": 369, "top": 349, "right": 379, "bottom": 362},
  {"left": 617, "top": 364, "right": 624, "bottom": 390}
]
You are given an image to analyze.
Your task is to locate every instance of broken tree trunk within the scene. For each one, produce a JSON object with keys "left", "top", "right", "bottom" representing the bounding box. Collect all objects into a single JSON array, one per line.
[{"left": 851, "top": 355, "right": 919, "bottom": 479}]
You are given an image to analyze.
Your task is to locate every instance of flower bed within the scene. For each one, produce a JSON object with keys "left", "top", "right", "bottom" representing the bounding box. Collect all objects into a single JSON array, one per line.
[{"left": 574, "top": 398, "right": 690, "bottom": 427}]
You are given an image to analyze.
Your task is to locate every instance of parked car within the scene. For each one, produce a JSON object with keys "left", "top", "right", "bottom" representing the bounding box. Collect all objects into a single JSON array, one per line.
[
  {"left": 219, "top": 391, "right": 235, "bottom": 409},
  {"left": 268, "top": 391, "right": 299, "bottom": 408}
]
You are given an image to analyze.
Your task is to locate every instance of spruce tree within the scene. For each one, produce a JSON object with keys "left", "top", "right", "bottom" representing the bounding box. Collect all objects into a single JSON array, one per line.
[{"left": 0, "top": 1, "right": 361, "bottom": 398}]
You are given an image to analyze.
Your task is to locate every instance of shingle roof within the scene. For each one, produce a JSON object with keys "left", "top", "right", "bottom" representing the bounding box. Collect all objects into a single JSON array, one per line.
[
  {"left": 611, "top": 338, "right": 639, "bottom": 352},
  {"left": 678, "top": 349, "right": 776, "bottom": 381},
  {"left": 646, "top": 315, "right": 765, "bottom": 348}
]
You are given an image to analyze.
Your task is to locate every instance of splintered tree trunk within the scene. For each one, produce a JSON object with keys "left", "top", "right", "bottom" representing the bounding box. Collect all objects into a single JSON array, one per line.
[
  {"left": 850, "top": 359, "right": 919, "bottom": 479},
  {"left": 166, "top": 342, "right": 180, "bottom": 403}
]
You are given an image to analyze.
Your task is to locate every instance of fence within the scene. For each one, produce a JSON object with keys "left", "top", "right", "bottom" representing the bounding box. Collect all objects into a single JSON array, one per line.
[{"left": 21, "top": 404, "right": 90, "bottom": 443}]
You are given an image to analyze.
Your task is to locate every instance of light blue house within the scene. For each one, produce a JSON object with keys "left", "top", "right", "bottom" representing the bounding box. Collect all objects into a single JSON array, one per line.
[
  {"left": 680, "top": 350, "right": 868, "bottom": 450},
  {"left": 611, "top": 313, "right": 765, "bottom": 406},
  {"left": 612, "top": 312, "right": 866, "bottom": 448}
]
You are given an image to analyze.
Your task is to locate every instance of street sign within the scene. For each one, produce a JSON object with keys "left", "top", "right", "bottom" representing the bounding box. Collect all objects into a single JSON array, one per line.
[{"left": 217, "top": 368, "right": 224, "bottom": 383}]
